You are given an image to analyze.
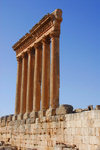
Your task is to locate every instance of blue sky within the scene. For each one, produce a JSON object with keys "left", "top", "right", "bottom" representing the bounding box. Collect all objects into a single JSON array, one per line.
[{"left": 0, "top": 0, "right": 100, "bottom": 117}]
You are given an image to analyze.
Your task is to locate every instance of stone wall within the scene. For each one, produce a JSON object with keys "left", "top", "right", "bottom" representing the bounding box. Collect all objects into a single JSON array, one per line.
[{"left": 0, "top": 108, "right": 100, "bottom": 150}]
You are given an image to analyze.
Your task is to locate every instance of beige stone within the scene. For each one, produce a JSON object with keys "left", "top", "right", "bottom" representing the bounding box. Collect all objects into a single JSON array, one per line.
[
  {"left": 56, "top": 105, "right": 73, "bottom": 115},
  {"left": 15, "top": 57, "right": 22, "bottom": 115},
  {"left": 26, "top": 48, "right": 35, "bottom": 113},
  {"left": 20, "top": 53, "right": 28, "bottom": 114},
  {"left": 41, "top": 37, "right": 50, "bottom": 111},
  {"left": 95, "top": 105, "right": 100, "bottom": 110},
  {"left": 33, "top": 43, "right": 42, "bottom": 112}
]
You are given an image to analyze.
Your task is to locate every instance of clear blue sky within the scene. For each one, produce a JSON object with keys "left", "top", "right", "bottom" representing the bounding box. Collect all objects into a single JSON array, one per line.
[{"left": 0, "top": 0, "right": 100, "bottom": 117}]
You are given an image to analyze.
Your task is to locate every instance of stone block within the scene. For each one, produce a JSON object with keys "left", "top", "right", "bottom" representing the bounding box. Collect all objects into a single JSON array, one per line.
[
  {"left": 56, "top": 105, "right": 73, "bottom": 115},
  {"left": 40, "top": 116, "right": 46, "bottom": 123},
  {"left": 35, "top": 118, "right": 40, "bottom": 123},
  {"left": 97, "top": 146, "right": 100, "bottom": 150},
  {"left": 46, "top": 108, "right": 56, "bottom": 117},
  {"left": 1, "top": 120, "right": 6, "bottom": 127},
  {"left": 2, "top": 116, "right": 8, "bottom": 122},
  {"left": 38, "top": 110, "right": 46, "bottom": 118},
  {"left": 30, "top": 111, "right": 38, "bottom": 119},
  {"left": 17, "top": 114, "right": 23, "bottom": 120},
  {"left": 90, "top": 136, "right": 100, "bottom": 145},
  {"left": 95, "top": 105, "right": 100, "bottom": 110},
  {"left": 26, "top": 118, "right": 35, "bottom": 124},
  {"left": 74, "top": 109, "right": 83, "bottom": 113},
  {"left": 46, "top": 116, "right": 52, "bottom": 122},
  {"left": 23, "top": 113, "right": 30, "bottom": 119},
  {"left": 12, "top": 115, "right": 17, "bottom": 121},
  {"left": 88, "top": 105, "right": 93, "bottom": 110},
  {"left": 7, "top": 115, "right": 13, "bottom": 122},
  {"left": 54, "top": 146, "right": 63, "bottom": 150}
]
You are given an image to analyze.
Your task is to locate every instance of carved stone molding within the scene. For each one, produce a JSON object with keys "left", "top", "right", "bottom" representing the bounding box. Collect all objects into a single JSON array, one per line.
[
  {"left": 16, "top": 56, "right": 22, "bottom": 62},
  {"left": 50, "top": 30, "right": 60, "bottom": 38},
  {"left": 12, "top": 9, "right": 62, "bottom": 56},
  {"left": 34, "top": 42, "right": 42, "bottom": 49},
  {"left": 21, "top": 52, "right": 27, "bottom": 58},
  {"left": 42, "top": 36, "right": 50, "bottom": 45}
]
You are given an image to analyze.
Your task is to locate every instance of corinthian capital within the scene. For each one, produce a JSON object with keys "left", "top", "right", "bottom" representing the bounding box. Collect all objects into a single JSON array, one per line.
[
  {"left": 50, "top": 30, "right": 60, "bottom": 38},
  {"left": 42, "top": 36, "right": 50, "bottom": 45},
  {"left": 34, "top": 42, "right": 41, "bottom": 49},
  {"left": 16, "top": 56, "right": 22, "bottom": 62},
  {"left": 52, "top": 9, "right": 62, "bottom": 22}
]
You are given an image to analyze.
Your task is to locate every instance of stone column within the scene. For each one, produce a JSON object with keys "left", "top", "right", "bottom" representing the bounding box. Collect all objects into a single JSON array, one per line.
[
  {"left": 15, "top": 57, "right": 22, "bottom": 115},
  {"left": 41, "top": 37, "right": 50, "bottom": 110},
  {"left": 26, "top": 48, "right": 35, "bottom": 114},
  {"left": 33, "top": 43, "right": 42, "bottom": 112},
  {"left": 50, "top": 31, "right": 60, "bottom": 109},
  {"left": 20, "top": 53, "right": 28, "bottom": 114}
]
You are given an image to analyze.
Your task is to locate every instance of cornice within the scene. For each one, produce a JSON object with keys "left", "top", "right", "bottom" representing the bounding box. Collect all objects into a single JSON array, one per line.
[{"left": 12, "top": 9, "right": 62, "bottom": 55}]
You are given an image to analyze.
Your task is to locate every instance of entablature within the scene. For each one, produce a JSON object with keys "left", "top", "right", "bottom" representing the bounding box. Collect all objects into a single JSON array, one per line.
[{"left": 12, "top": 9, "right": 62, "bottom": 57}]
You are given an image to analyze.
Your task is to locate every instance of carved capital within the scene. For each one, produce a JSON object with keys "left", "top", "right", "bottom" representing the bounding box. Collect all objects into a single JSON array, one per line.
[
  {"left": 21, "top": 52, "right": 27, "bottom": 58},
  {"left": 52, "top": 9, "right": 62, "bottom": 22},
  {"left": 50, "top": 30, "right": 60, "bottom": 38},
  {"left": 16, "top": 56, "right": 22, "bottom": 62},
  {"left": 42, "top": 36, "right": 50, "bottom": 45},
  {"left": 27, "top": 47, "right": 33, "bottom": 54},
  {"left": 34, "top": 42, "right": 41, "bottom": 49}
]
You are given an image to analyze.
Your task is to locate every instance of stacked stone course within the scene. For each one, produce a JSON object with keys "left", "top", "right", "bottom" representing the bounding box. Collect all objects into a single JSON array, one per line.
[{"left": 0, "top": 106, "right": 100, "bottom": 150}]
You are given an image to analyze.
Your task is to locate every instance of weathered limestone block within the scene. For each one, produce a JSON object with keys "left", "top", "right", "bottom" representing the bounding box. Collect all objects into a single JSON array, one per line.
[
  {"left": 46, "top": 108, "right": 56, "bottom": 117},
  {"left": 1, "top": 110, "right": 100, "bottom": 150},
  {"left": 0, "top": 146, "right": 17, "bottom": 150},
  {"left": 95, "top": 105, "right": 100, "bottom": 110},
  {"left": 23, "top": 113, "right": 30, "bottom": 119},
  {"left": 26, "top": 118, "right": 35, "bottom": 124},
  {"left": 56, "top": 105, "right": 73, "bottom": 115},
  {"left": 30, "top": 112, "right": 38, "bottom": 119},
  {"left": 74, "top": 109, "right": 83, "bottom": 113},
  {"left": 97, "top": 146, "right": 100, "bottom": 150},
  {"left": 7, "top": 115, "right": 13, "bottom": 122},
  {"left": 12, "top": 115, "right": 17, "bottom": 121},
  {"left": 88, "top": 105, "right": 93, "bottom": 110},
  {"left": 38, "top": 110, "right": 46, "bottom": 118},
  {"left": 17, "top": 114, "right": 23, "bottom": 120}
]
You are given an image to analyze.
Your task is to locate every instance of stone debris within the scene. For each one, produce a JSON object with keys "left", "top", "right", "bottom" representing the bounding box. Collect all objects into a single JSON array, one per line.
[
  {"left": 55, "top": 142, "right": 79, "bottom": 150},
  {"left": 95, "top": 105, "right": 100, "bottom": 110},
  {"left": 56, "top": 105, "right": 73, "bottom": 115},
  {"left": 0, "top": 141, "right": 17, "bottom": 150},
  {"left": 74, "top": 105, "right": 94, "bottom": 113}
]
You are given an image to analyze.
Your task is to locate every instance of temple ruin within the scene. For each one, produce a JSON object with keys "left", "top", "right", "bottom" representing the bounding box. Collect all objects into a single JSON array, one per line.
[
  {"left": 13, "top": 9, "right": 62, "bottom": 119},
  {"left": 0, "top": 9, "right": 100, "bottom": 150}
]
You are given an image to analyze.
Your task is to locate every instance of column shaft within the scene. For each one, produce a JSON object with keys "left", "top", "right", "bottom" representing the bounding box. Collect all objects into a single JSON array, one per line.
[
  {"left": 33, "top": 44, "right": 42, "bottom": 112},
  {"left": 20, "top": 53, "right": 28, "bottom": 114},
  {"left": 15, "top": 57, "right": 22, "bottom": 115},
  {"left": 50, "top": 32, "right": 60, "bottom": 109},
  {"left": 26, "top": 49, "right": 35, "bottom": 113},
  {"left": 41, "top": 38, "right": 50, "bottom": 110}
]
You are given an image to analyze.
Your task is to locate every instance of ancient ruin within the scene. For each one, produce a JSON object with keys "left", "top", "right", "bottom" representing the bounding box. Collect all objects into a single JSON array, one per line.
[
  {"left": 0, "top": 9, "right": 100, "bottom": 150},
  {"left": 13, "top": 9, "right": 62, "bottom": 119}
]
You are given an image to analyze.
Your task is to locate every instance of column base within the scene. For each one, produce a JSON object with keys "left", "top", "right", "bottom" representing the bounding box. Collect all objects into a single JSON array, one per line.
[
  {"left": 7, "top": 115, "right": 13, "bottom": 122},
  {"left": 30, "top": 111, "right": 38, "bottom": 119},
  {"left": 46, "top": 108, "right": 56, "bottom": 117},
  {"left": 38, "top": 110, "right": 46, "bottom": 118},
  {"left": 12, "top": 115, "right": 18, "bottom": 121},
  {"left": 23, "top": 112, "right": 30, "bottom": 119},
  {"left": 17, "top": 114, "right": 23, "bottom": 120}
]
